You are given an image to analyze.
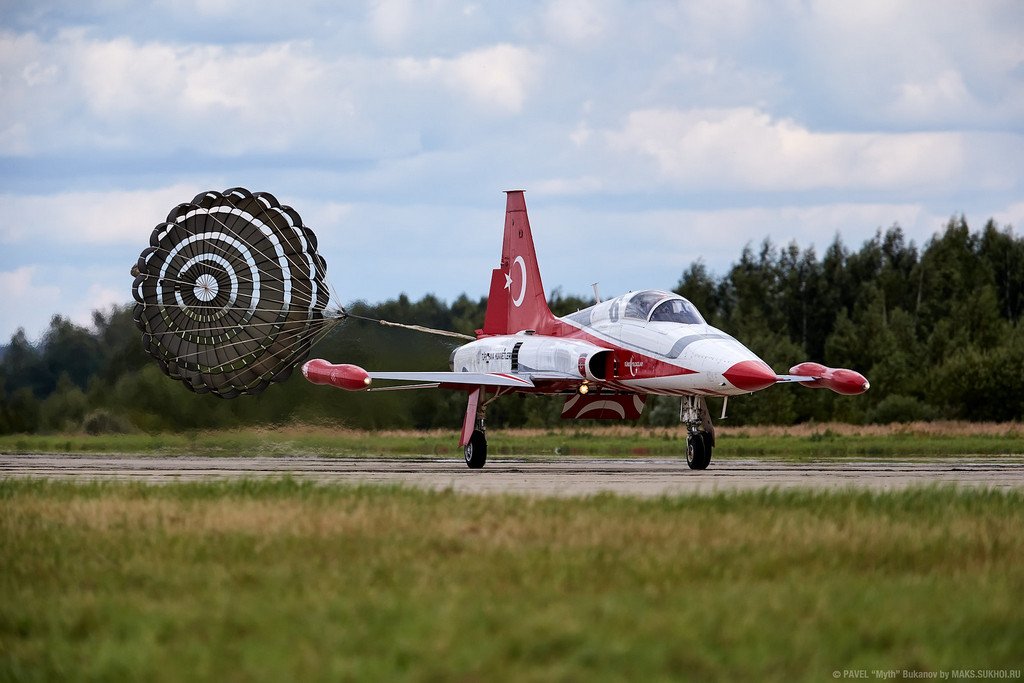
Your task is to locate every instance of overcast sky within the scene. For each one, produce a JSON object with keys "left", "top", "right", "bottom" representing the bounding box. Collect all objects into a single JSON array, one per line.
[{"left": 1, "top": 0, "right": 1022, "bottom": 342}]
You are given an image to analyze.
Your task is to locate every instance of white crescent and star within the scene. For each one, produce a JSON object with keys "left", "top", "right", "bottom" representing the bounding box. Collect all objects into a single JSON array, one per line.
[{"left": 504, "top": 255, "right": 527, "bottom": 308}]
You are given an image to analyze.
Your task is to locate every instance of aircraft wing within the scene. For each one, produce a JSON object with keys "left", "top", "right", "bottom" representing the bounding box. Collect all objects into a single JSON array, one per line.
[
  {"left": 773, "top": 374, "right": 817, "bottom": 383},
  {"left": 305, "top": 360, "right": 587, "bottom": 393},
  {"left": 368, "top": 371, "right": 535, "bottom": 390},
  {"left": 526, "top": 371, "right": 583, "bottom": 381}
]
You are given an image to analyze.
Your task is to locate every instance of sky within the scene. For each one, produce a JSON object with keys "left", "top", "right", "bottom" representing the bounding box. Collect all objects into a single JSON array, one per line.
[{"left": 1, "top": 0, "right": 1022, "bottom": 342}]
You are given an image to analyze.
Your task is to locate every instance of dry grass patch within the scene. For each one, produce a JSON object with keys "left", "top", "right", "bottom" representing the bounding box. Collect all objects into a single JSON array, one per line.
[{"left": 718, "top": 420, "right": 1024, "bottom": 438}]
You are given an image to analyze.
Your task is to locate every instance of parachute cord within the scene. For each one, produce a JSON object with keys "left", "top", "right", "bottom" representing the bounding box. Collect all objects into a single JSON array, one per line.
[{"left": 340, "top": 308, "right": 475, "bottom": 341}]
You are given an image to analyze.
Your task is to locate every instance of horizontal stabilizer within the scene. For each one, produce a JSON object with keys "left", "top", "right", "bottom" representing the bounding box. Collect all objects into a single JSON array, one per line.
[{"left": 561, "top": 393, "right": 645, "bottom": 420}]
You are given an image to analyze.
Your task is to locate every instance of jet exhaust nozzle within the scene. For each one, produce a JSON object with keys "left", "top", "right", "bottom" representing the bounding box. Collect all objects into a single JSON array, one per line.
[
  {"left": 302, "top": 359, "right": 372, "bottom": 391},
  {"left": 789, "top": 362, "right": 870, "bottom": 395}
]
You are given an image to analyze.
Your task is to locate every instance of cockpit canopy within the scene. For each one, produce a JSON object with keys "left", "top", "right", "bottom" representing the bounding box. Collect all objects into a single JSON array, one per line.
[
  {"left": 623, "top": 289, "right": 705, "bottom": 325},
  {"left": 564, "top": 288, "right": 707, "bottom": 328}
]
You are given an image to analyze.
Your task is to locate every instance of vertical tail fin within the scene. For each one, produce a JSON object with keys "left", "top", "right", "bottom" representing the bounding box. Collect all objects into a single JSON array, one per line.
[{"left": 481, "top": 191, "right": 559, "bottom": 336}]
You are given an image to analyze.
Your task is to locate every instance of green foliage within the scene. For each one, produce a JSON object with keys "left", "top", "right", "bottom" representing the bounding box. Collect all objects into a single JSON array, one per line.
[
  {"left": 1, "top": 216, "right": 1022, "bottom": 433},
  {"left": 3, "top": 424, "right": 1024, "bottom": 457},
  {"left": 930, "top": 329, "right": 1024, "bottom": 421},
  {"left": 38, "top": 374, "right": 89, "bottom": 431},
  {"left": 867, "top": 395, "right": 940, "bottom": 424},
  {"left": 1, "top": 386, "right": 40, "bottom": 433},
  {"left": 82, "top": 409, "right": 135, "bottom": 435},
  {"left": 690, "top": 217, "right": 1024, "bottom": 424}
]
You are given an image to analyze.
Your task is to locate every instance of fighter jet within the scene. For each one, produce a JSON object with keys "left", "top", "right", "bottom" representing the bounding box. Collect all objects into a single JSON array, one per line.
[{"left": 303, "top": 191, "right": 869, "bottom": 470}]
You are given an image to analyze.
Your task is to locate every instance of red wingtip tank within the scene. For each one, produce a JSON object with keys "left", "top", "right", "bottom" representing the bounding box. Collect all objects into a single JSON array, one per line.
[
  {"left": 789, "top": 362, "right": 870, "bottom": 395},
  {"left": 302, "top": 359, "right": 372, "bottom": 391}
]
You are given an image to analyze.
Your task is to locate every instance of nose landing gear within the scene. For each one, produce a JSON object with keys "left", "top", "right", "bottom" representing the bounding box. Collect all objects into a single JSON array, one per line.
[
  {"left": 686, "top": 431, "right": 713, "bottom": 470},
  {"left": 681, "top": 395, "right": 715, "bottom": 470}
]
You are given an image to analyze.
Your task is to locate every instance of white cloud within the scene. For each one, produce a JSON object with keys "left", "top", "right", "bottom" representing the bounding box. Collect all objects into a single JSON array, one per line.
[
  {"left": 791, "top": 1, "right": 1024, "bottom": 128},
  {"left": 992, "top": 203, "right": 1024, "bottom": 232},
  {"left": 891, "top": 70, "right": 972, "bottom": 119},
  {"left": 604, "top": 107, "right": 980, "bottom": 192},
  {"left": 543, "top": 0, "right": 610, "bottom": 46},
  {"left": 300, "top": 201, "right": 354, "bottom": 233},
  {"left": 70, "top": 284, "right": 125, "bottom": 329},
  {"left": 0, "top": 184, "right": 204, "bottom": 245},
  {"left": 0, "top": 266, "right": 57, "bottom": 300},
  {"left": 73, "top": 37, "right": 356, "bottom": 153},
  {"left": 0, "top": 266, "right": 62, "bottom": 342},
  {"left": 21, "top": 61, "right": 58, "bottom": 86},
  {"left": 0, "top": 29, "right": 546, "bottom": 157},
  {"left": 0, "top": 1, "right": 1020, "bottom": 343},
  {"left": 630, "top": 1, "right": 1024, "bottom": 129},
  {"left": 369, "top": 0, "right": 414, "bottom": 49},
  {"left": 641, "top": 55, "right": 783, "bottom": 110},
  {"left": 518, "top": 199, "right": 994, "bottom": 303},
  {"left": 0, "top": 122, "right": 30, "bottom": 155},
  {"left": 666, "top": 0, "right": 766, "bottom": 51},
  {"left": 533, "top": 176, "right": 604, "bottom": 195},
  {"left": 0, "top": 30, "right": 378, "bottom": 156},
  {"left": 569, "top": 121, "right": 592, "bottom": 146},
  {"left": 395, "top": 44, "right": 541, "bottom": 113}
]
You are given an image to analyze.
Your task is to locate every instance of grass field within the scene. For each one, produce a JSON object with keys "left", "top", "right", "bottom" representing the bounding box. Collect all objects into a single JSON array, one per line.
[
  {"left": 2, "top": 421, "right": 1023, "bottom": 458},
  {"left": 2, "top": 479, "right": 1022, "bottom": 681}
]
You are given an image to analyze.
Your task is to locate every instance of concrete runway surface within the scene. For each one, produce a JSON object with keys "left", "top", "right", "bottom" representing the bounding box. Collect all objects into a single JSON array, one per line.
[{"left": 3, "top": 454, "right": 1023, "bottom": 496}]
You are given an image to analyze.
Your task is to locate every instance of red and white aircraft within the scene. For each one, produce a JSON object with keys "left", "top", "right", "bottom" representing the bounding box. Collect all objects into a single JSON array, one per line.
[{"left": 303, "top": 191, "right": 869, "bottom": 469}]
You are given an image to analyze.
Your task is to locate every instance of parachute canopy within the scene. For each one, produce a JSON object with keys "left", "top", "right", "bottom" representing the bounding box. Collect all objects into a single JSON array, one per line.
[{"left": 132, "top": 188, "right": 336, "bottom": 398}]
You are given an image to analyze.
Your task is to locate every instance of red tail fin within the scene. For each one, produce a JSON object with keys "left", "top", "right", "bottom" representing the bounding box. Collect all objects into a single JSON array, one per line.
[{"left": 481, "top": 191, "right": 559, "bottom": 336}]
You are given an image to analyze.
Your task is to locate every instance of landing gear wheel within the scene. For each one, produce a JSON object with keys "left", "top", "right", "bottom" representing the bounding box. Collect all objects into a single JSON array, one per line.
[
  {"left": 686, "top": 432, "right": 713, "bottom": 470},
  {"left": 465, "top": 430, "right": 487, "bottom": 469}
]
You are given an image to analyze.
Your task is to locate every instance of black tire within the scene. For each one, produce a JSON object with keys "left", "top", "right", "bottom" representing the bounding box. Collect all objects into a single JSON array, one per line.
[
  {"left": 465, "top": 430, "right": 487, "bottom": 469},
  {"left": 702, "top": 431, "right": 715, "bottom": 469},
  {"left": 686, "top": 432, "right": 712, "bottom": 470}
]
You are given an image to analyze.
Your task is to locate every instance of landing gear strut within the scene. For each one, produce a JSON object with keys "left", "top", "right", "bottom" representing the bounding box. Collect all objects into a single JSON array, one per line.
[{"left": 681, "top": 395, "right": 715, "bottom": 470}]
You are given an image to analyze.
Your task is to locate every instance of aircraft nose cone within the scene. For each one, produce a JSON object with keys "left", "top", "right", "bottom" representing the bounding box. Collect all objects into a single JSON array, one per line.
[{"left": 724, "top": 360, "right": 778, "bottom": 392}]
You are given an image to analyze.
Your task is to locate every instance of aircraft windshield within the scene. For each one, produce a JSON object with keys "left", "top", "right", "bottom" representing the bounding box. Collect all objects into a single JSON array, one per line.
[{"left": 649, "top": 298, "right": 704, "bottom": 324}]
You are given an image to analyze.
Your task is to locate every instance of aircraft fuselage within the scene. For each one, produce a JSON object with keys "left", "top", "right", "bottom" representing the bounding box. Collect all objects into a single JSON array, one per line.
[{"left": 451, "top": 288, "right": 778, "bottom": 397}]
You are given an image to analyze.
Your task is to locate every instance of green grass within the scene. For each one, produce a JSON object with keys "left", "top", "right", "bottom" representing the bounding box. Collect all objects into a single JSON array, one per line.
[
  {"left": 2, "top": 480, "right": 1023, "bottom": 681},
  {"left": 2, "top": 424, "right": 1023, "bottom": 458}
]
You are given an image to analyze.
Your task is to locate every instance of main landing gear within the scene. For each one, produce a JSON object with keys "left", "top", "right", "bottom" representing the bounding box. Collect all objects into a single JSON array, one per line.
[
  {"left": 463, "top": 388, "right": 488, "bottom": 469},
  {"left": 465, "top": 429, "right": 487, "bottom": 469},
  {"left": 681, "top": 395, "right": 715, "bottom": 470}
]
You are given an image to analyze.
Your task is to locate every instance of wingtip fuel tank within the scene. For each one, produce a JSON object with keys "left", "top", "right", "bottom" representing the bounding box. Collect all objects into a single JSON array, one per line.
[
  {"left": 302, "top": 359, "right": 372, "bottom": 391},
  {"left": 789, "top": 362, "right": 870, "bottom": 395}
]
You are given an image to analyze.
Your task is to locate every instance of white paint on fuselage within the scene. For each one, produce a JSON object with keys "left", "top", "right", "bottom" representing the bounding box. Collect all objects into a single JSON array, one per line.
[
  {"left": 568, "top": 314, "right": 771, "bottom": 397},
  {"left": 451, "top": 335, "right": 600, "bottom": 380},
  {"left": 454, "top": 289, "right": 774, "bottom": 397}
]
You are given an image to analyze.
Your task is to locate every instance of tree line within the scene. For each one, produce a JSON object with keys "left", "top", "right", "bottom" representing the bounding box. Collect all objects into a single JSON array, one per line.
[{"left": 1, "top": 215, "right": 1021, "bottom": 434}]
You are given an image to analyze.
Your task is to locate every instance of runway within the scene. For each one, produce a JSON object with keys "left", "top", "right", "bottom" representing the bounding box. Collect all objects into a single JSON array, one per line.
[{"left": 3, "top": 454, "right": 1023, "bottom": 496}]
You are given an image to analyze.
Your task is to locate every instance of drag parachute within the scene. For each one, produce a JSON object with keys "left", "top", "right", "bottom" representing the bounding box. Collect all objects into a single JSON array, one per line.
[{"left": 132, "top": 188, "right": 338, "bottom": 398}]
